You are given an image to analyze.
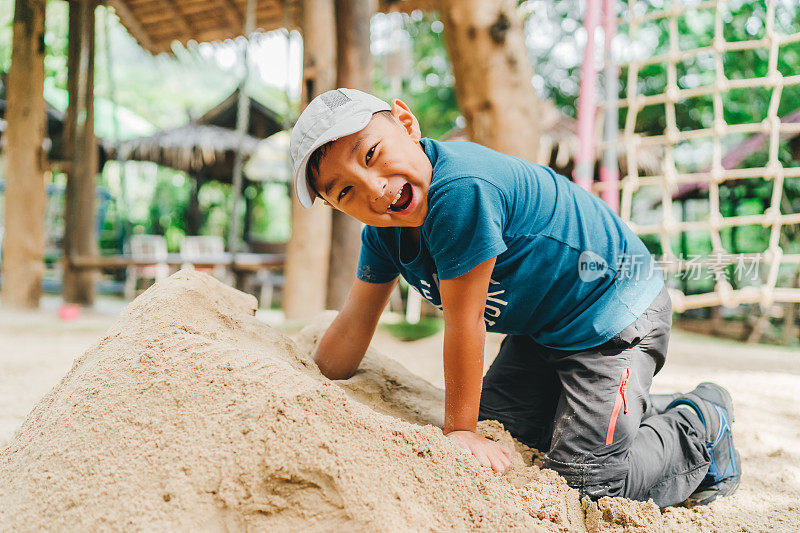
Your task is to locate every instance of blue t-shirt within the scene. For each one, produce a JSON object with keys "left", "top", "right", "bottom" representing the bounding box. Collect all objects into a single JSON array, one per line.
[{"left": 356, "top": 138, "right": 664, "bottom": 350}]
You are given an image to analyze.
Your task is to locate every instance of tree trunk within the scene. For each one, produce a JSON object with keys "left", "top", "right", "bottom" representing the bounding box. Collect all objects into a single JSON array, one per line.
[
  {"left": 63, "top": 0, "right": 98, "bottom": 305},
  {"left": 438, "top": 0, "right": 540, "bottom": 162},
  {"left": 1, "top": 0, "right": 47, "bottom": 309},
  {"left": 283, "top": 0, "right": 336, "bottom": 320},
  {"left": 326, "top": 0, "right": 373, "bottom": 310}
]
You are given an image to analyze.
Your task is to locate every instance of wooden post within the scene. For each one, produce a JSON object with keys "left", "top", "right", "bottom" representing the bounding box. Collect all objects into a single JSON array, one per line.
[
  {"left": 227, "top": 0, "right": 256, "bottom": 255},
  {"left": 438, "top": 0, "right": 540, "bottom": 162},
  {"left": 1, "top": 0, "right": 47, "bottom": 309},
  {"left": 63, "top": 0, "right": 98, "bottom": 305},
  {"left": 186, "top": 176, "right": 202, "bottom": 235},
  {"left": 283, "top": 0, "right": 336, "bottom": 320},
  {"left": 243, "top": 186, "right": 255, "bottom": 244},
  {"left": 326, "top": 0, "right": 374, "bottom": 311}
]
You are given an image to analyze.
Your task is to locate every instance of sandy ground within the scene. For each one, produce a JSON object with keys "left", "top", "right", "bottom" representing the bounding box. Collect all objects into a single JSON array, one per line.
[{"left": 1, "top": 298, "right": 799, "bottom": 531}]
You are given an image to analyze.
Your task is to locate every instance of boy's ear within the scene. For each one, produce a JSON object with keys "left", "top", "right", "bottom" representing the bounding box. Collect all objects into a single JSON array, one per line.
[{"left": 390, "top": 98, "right": 422, "bottom": 142}]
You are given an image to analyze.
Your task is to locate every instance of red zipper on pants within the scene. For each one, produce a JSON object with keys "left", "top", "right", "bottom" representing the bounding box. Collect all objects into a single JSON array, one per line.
[{"left": 605, "top": 367, "right": 630, "bottom": 445}]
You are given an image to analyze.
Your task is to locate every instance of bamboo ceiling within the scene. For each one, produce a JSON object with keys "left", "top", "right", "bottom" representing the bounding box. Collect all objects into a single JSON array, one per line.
[
  {"left": 109, "top": 0, "right": 434, "bottom": 55},
  {"left": 108, "top": 0, "right": 302, "bottom": 54}
]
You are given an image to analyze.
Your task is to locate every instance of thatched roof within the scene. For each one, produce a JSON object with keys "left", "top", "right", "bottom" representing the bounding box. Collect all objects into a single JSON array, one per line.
[
  {"left": 107, "top": 124, "right": 260, "bottom": 182},
  {"left": 109, "top": 0, "right": 437, "bottom": 55},
  {"left": 442, "top": 100, "right": 664, "bottom": 177},
  {"left": 198, "top": 88, "right": 283, "bottom": 138},
  {"left": 105, "top": 89, "right": 287, "bottom": 182},
  {"left": 108, "top": 0, "right": 302, "bottom": 55}
]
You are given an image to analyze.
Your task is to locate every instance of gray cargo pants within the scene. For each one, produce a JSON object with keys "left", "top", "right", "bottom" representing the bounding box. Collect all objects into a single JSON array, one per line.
[{"left": 478, "top": 287, "right": 711, "bottom": 508}]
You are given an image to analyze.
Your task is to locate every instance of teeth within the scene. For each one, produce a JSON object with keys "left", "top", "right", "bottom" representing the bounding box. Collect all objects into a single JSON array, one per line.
[{"left": 390, "top": 188, "right": 402, "bottom": 206}]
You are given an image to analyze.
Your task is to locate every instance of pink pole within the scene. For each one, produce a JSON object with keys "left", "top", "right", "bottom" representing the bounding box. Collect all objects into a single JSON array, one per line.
[
  {"left": 601, "top": 0, "right": 620, "bottom": 212},
  {"left": 574, "top": 0, "right": 602, "bottom": 192}
]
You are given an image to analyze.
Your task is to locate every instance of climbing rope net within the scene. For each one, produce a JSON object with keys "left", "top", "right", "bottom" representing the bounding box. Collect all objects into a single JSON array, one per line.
[{"left": 599, "top": 0, "right": 800, "bottom": 313}]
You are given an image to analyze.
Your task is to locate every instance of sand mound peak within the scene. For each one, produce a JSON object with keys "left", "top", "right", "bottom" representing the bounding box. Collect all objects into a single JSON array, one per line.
[{"left": 0, "top": 270, "right": 664, "bottom": 531}]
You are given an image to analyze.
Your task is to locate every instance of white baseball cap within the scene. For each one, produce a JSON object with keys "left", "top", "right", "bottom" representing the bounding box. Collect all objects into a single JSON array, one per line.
[{"left": 290, "top": 88, "right": 392, "bottom": 208}]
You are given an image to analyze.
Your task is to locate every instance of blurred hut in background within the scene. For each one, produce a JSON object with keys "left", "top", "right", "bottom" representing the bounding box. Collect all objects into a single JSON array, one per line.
[{"left": 106, "top": 89, "right": 287, "bottom": 241}]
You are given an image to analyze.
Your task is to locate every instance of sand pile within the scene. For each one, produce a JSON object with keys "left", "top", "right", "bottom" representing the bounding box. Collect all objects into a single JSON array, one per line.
[{"left": 0, "top": 270, "right": 666, "bottom": 531}]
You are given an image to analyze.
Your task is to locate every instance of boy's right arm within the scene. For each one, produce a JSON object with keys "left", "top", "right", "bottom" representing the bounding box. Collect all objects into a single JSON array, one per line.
[{"left": 313, "top": 276, "right": 398, "bottom": 380}]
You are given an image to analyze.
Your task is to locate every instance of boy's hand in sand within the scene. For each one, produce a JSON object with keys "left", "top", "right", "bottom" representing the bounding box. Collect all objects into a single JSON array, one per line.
[{"left": 446, "top": 430, "right": 513, "bottom": 474}]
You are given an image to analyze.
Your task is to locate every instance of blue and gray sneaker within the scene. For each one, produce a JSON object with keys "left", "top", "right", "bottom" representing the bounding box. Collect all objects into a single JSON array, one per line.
[{"left": 665, "top": 382, "right": 741, "bottom": 506}]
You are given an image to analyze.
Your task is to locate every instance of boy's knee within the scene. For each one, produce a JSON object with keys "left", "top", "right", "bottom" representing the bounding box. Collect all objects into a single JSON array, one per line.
[{"left": 543, "top": 454, "right": 628, "bottom": 499}]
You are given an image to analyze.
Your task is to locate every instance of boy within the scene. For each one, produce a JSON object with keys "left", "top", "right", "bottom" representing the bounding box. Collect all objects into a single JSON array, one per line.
[{"left": 289, "top": 88, "right": 740, "bottom": 507}]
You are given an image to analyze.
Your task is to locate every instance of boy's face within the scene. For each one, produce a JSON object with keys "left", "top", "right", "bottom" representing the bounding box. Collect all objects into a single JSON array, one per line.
[{"left": 313, "top": 99, "right": 432, "bottom": 227}]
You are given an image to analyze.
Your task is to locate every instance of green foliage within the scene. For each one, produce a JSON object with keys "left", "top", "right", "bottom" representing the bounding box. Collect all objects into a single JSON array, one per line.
[
  {"left": 0, "top": 0, "right": 10, "bottom": 75},
  {"left": 372, "top": 12, "right": 460, "bottom": 138},
  {"left": 621, "top": 1, "right": 800, "bottom": 137},
  {"left": 247, "top": 183, "right": 292, "bottom": 243},
  {"left": 522, "top": 1, "right": 583, "bottom": 117},
  {"left": 145, "top": 172, "right": 190, "bottom": 242}
]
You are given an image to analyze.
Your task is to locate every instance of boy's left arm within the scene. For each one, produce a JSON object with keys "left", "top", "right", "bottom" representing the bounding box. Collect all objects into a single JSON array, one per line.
[{"left": 439, "top": 256, "right": 513, "bottom": 474}]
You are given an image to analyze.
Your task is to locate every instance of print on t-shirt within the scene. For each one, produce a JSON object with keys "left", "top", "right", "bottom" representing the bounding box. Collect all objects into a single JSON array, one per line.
[{"left": 414, "top": 276, "right": 507, "bottom": 327}]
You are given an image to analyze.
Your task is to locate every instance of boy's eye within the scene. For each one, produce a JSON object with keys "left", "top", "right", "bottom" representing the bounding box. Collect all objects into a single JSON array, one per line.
[
  {"left": 365, "top": 144, "right": 377, "bottom": 165},
  {"left": 338, "top": 186, "right": 352, "bottom": 202}
]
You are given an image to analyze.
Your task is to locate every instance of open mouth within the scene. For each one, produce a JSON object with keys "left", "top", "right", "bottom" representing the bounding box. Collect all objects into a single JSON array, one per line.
[{"left": 389, "top": 183, "right": 413, "bottom": 213}]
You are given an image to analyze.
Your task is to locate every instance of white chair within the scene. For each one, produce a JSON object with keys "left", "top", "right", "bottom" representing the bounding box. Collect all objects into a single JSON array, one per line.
[
  {"left": 125, "top": 235, "right": 169, "bottom": 299},
  {"left": 180, "top": 236, "right": 231, "bottom": 283}
]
